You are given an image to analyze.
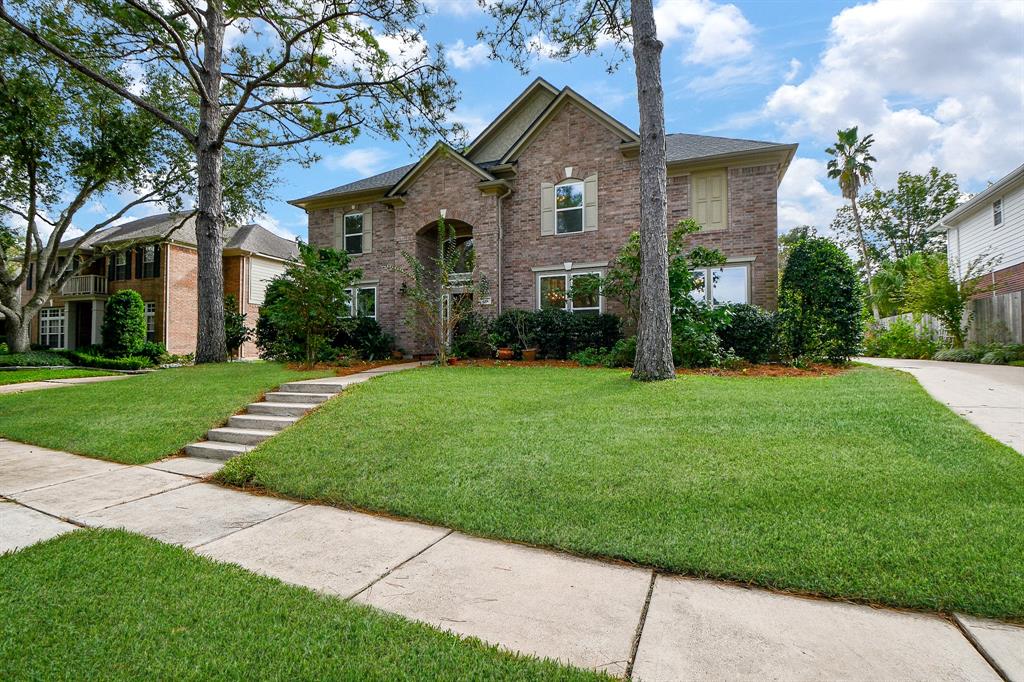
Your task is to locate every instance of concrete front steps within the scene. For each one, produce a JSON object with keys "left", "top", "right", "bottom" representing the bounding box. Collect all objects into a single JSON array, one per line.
[{"left": 184, "top": 381, "right": 343, "bottom": 461}]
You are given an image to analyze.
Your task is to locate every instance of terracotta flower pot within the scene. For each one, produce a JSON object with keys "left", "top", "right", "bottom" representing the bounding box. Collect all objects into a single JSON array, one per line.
[
  {"left": 496, "top": 348, "right": 515, "bottom": 360},
  {"left": 521, "top": 348, "right": 538, "bottom": 362},
  {"left": 391, "top": 350, "right": 404, "bottom": 360}
]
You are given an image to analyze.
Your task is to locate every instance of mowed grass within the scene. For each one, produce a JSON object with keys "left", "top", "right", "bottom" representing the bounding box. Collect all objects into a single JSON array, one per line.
[
  {"left": 0, "top": 368, "right": 115, "bottom": 385},
  {"left": 220, "top": 365, "right": 1024, "bottom": 621},
  {"left": 0, "top": 530, "right": 602, "bottom": 681},
  {"left": 0, "top": 362, "right": 329, "bottom": 464}
]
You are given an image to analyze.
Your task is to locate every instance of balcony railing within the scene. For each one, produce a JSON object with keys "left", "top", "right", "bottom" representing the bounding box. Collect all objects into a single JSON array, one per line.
[
  {"left": 61, "top": 275, "right": 108, "bottom": 297},
  {"left": 448, "top": 271, "right": 472, "bottom": 284}
]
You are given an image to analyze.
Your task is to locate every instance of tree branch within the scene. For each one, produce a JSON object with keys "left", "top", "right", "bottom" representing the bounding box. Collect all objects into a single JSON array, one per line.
[{"left": 122, "top": 0, "right": 211, "bottom": 102}]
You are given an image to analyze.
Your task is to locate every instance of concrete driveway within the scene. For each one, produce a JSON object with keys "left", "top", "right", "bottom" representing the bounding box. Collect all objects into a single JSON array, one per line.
[{"left": 858, "top": 358, "right": 1024, "bottom": 454}]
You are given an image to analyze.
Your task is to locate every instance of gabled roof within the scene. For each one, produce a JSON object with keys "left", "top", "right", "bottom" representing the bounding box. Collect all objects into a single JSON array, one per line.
[
  {"left": 929, "top": 163, "right": 1024, "bottom": 232},
  {"left": 58, "top": 212, "right": 297, "bottom": 260},
  {"left": 291, "top": 81, "right": 797, "bottom": 207}
]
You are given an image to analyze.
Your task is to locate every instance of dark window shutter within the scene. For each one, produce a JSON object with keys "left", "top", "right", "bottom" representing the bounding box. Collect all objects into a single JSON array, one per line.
[
  {"left": 107, "top": 256, "right": 114, "bottom": 281},
  {"left": 135, "top": 248, "right": 143, "bottom": 278},
  {"left": 153, "top": 244, "right": 161, "bottom": 277}
]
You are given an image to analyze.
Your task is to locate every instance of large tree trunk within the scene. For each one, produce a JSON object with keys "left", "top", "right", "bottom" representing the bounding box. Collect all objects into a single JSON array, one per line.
[
  {"left": 193, "top": 1, "right": 227, "bottom": 363},
  {"left": 851, "top": 196, "right": 881, "bottom": 321},
  {"left": 4, "top": 314, "right": 31, "bottom": 353},
  {"left": 630, "top": 0, "right": 674, "bottom": 381}
]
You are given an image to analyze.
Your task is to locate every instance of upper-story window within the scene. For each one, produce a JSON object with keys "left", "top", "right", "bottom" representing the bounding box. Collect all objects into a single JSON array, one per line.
[
  {"left": 343, "top": 213, "right": 364, "bottom": 254},
  {"left": 110, "top": 251, "right": 131, "bottom": 280},
  {"left": 137, "top": 244, "right": 160, "bottom": 278},
  {"left": 993, "top": 199, "right": 1003, "bottom": 227},
  {"left": 555, "top": 181, "right": 585, "bottom": 234}
]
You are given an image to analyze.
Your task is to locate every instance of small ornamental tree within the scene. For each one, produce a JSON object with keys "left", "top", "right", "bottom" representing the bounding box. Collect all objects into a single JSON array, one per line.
[
  {"left": 778, "top": 237, "right": 863, "bottom": 364},
  {"left": 390, "top": 216, "right": 489, "bottom": 365},
  {"left": 904, "top": 253, "right": 989, "bottom": 348},
  {"left": 101, "top": 289, "right": 147, "bottom": 356},
  {"left": 259, "top": 243, "right": 360, "bottom": 368},
  {"left": 224, "top": 295, "right": 251, "bottom": 358}
]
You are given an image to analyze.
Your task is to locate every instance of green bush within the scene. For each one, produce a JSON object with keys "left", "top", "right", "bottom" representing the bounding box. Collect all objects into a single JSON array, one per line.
[
  {"left": 62, "top": 349, "right": 150, "bottom": 370},
  {"left": 137, "top": 342, "right": 167, "bottom": 365},
  {"left": 570, "top": 347, "right": 606, "bottom": 367},
  {"left": 334, "top": 317, "right": 395, "bottom": 361},
  {"left": 489, "top": 309, "right": 621, "bottom": 359},
  {"left": 672, "top": 324, "right": 725, "bottom": 368},
  {"left": 778, "top": 237, "right": 863, "bottom": 364},
  {"left": 716, "top": 304, "right": 777, "bottom": 363},
  {"left": 452, "top": 312, "right": 493, "bottom": 358},
  {"left": 0, "top": 350, "right": 70, "bottom": 366},
  {"left": 101, "top": 289, "right": 147, "bottom": 356},
  {"left": 224, "top": 294, "right": 252, "bottom": 357},
  {"left": 977, "top": 344, "right": 1024, "bottom": 365},
  {"left": 932, "top": 347, "right": 983, "bottom": 363},
  {"left": 863, "top": 319, "right": 941, "bottom": 359}
]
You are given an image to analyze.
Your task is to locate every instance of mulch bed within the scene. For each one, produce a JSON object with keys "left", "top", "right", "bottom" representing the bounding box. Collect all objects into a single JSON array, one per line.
[{"left": 446, "top": 358, "right": 848, "bottom": 377}]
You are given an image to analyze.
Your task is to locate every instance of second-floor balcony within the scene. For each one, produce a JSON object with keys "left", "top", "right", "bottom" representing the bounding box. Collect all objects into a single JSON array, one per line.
[{"left": 61, "top": 275, "right": 108, "bottom": 297}]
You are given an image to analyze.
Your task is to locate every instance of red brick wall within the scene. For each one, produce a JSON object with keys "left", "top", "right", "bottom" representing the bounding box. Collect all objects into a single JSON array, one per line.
[
  {"left": 164, "top": 244, "right": 199, "bottom": 356},
  {"left": 970, "top": 261, "right": 1024, "bottom": 299}
]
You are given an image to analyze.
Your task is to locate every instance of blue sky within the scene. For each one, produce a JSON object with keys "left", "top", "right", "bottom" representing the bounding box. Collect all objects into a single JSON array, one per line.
[{"left": 87, "top": 0, "right": 1024, "bottom": 243}]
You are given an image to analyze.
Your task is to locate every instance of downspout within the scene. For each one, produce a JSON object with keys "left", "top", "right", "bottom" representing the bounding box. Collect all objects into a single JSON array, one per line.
[
  {"left": 495, "top": 185, "right": 512, "bottom": 314},
  {"left": 162, "top": 244, "right": 170, "bottom": 348}
]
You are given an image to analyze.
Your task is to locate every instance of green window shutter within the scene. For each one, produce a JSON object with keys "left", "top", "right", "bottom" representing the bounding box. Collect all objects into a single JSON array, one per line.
[
  {"left": 540, "top": 182, "right": 555, "bottom": 236},
  {"left": 583, "top": 174, "right": 598, "bottom": 232},
  {"left": 333, "top": 213, "right": 345, "bottom": 251},
  {"left": 107, "top": 256, "right": 114, "bottom": 281},
  {"left": 363, "top": 208, "right": 373, "bottom": 254},
  {"left": 135, "top": 248, "right": 143, "bottom": 278}
]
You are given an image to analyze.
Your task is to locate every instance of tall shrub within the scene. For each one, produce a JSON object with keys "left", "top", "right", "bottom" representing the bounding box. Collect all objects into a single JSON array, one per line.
[
  {"left": 779, "top": 237, "right": 863, "bottom": 364},
  {"left": 101, "top": 289, "right": 146, "bottom": 356},
  {"left": 224, "top": 294, "right": 251, "bottom": 358}
]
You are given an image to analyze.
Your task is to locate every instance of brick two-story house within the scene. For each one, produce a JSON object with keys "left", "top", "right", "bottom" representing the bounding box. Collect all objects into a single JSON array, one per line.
[
  {"left": 25, "top": 212, "right": 297, "bottom": 358},
  {"left": 292, "top": 79, "right": 797, "bottom": 354}
]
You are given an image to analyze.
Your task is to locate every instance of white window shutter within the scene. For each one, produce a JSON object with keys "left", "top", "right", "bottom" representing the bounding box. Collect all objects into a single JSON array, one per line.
[
  {"left": 584, "top": 174, "right": 598, "bottom": 232},
  {"left": 363, "top": 208, "right": 373, "bottom": 253},
  {"left": 540, "top": 182, "right": 555, "bottom": 236},
  {"left": 333, "top": 213, "right": 345, "bottom": 250}
]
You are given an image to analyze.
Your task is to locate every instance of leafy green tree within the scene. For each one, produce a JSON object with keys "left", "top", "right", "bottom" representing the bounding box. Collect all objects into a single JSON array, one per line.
[
  {"left": 480, "top": 0, "right": 675, "bottom": 381},
  {"left": 101, "top": 289, "right": 147, "bottom": 356},
  {"left": 826, "top": 126, "right": 880, "bottom": 320},
  {"left": 1, "top": 0, "right": 460, "bottom": 363},
  {"left": 779, "top": 237, "right": 863, "bottom": 364},
  {"left": 223, "top": 294, "right": 251, "bottom": 358},
  {"left": 778, "top": 225, "right": 817, "bottom": 278},
  {"left": 259, "top": 243, "right": 360, "bottom": 368},
  {"left": 0, "top": 28, "right": 190, "bottom": 352},
  {"left": 390, "top": 217, "right": 489, "bottom": 366},
  {"left": 903, "top": 253, "right": 988, "bottom": 348}
]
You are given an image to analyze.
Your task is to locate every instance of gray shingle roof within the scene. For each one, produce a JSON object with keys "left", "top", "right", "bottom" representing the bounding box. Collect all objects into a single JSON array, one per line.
[
  {"left": 225, "top": 223, "right": 299, "bottom": 261},
  {"left": 290, "top": 163, "right": 416, "bottom": 204},
  {"left": 665, "top": 133, "right": 789, "bottom": 163}
]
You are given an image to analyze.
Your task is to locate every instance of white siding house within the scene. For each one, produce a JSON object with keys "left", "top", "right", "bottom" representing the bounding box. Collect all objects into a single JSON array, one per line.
[{"left": 936, "top": 163, "right": 1024, "bottom": 284}]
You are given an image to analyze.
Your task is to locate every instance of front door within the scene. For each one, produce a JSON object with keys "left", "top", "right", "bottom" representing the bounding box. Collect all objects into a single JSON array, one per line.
[{"left": 74, "top": 302, "right": 92, "bottom": 349}]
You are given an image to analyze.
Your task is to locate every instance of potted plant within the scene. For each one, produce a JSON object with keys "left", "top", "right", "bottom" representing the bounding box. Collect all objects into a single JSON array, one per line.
[
  {"left": 513, "top": 313, "right": 538, "bottom": 361},
  {"left": 391, "top": 349, "right": 404, "bottom": 360},
  {"left": 489, "top": 331, "right": 515, "bottom": 360}
]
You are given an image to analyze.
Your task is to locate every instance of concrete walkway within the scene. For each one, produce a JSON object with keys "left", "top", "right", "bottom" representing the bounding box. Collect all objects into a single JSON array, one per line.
[
  {"left": 859, "top": 357, "right": 1024, "bottom": 454},
  {"left": 1, "top": 438, "right": 1021, "bottom": 680},
  {"left": 0, "top": 373, "right": 131, "bottom": 395}
]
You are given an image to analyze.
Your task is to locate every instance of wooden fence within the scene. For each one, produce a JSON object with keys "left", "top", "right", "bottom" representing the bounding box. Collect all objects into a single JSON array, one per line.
[{"left": 877, "top": 291, "right": 1023, "bottom": 344}]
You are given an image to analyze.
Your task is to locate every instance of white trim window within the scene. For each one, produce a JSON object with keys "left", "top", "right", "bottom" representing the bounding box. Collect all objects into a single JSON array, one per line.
[
  {"left": 343, "top": 213, "right": 364, "bottom": 254},
  {"left": 345, "top": 286, "right": 377, "bottom": 319},
  {"left": 691, "top": 264, "right": 749, "bottom": 306},
  {"left": 538, "top": 272, "right": 601, "bottom": 314},
  {"left": 555, "top": 180, "right": 584, "bottom": 234},
  {"left": 993, "top": 199, "right": 1003, "bottom": 227},
  {"left": 144, "top": 302, "right": 156, "bottom": 341},
  {"left": 39, "top": 307, "right": 65, "bottom": 348}
]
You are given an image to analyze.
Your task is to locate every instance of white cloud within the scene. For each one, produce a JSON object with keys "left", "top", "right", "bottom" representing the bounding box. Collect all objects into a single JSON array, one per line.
[
  {"left": 423, "top": 0, "right": 480, "bottom": 17},
  {"left": 687, "top": 62, "right": 772, "bottom": 95},
  {"left": 777, "top": 157, "right": 845, "bottom": 233},
  {"left": 765, "top": 0, "right": 1024, "bottom": 188},
  {"left": 450, "top": 109, "right": 491, "bottom": 139},
  {"left": 783, "top": 58, "right": 801, "bottom": 83},
  {"left": 448, "top": 40, "right": 490, "bottom": 70},
  {"left": 654, "top": 0, "right": 754, "bottom": 64},
  {"left": 323, "top": 148, "right": 392, "bottom": 176},
  {"left": 254, "top": 213, "right": 299, "bottom": 242}
]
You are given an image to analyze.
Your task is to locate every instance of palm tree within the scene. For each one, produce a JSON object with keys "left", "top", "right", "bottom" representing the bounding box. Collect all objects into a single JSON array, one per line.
[{"left": 826, "top": 127, "right": 881, "bottom": 320}]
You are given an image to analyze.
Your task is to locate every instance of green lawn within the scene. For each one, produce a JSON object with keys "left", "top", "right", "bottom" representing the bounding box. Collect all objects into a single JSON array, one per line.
[
  {"left": 0, "top": 368, "right": 115, "bottom": 385},
  {"left": 0, "top": 530, "right": 600, "bottom": 681},
  {"left": 220, "top": 365, "right": 1024, "bottom": 621},
  {"left": 0, "top": 362, "right": 329, "bottom": 464}
]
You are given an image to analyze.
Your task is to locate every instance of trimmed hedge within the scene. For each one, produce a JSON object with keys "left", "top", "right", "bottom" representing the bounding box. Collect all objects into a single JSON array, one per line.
[
  {"left": 101, "top": 289, "right": 147, "bottom": 356},
  {"left": 487, "top": 309, "right": 622, "bottom": 359},
  {"left": 716, "top": 304, "right": 777, "bottom": 364}
]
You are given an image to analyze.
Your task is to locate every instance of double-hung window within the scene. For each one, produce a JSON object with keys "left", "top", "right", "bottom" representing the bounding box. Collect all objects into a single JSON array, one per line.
[
  {"left": 993, "top": 199, "right": 1003, "bottom": 227},
  {"left": 345, "top": 286, "right": 377, "bottom": 319},
  {"left": 144, "top": 302, "right": 156, "bottom": 341},
  {"left": 139, "top": 244, "right": 159, "bottom": 278},
  {"left": 690, "top": 264, "right": 749, "bottom": 306},
  {"left": 343, "top": 213, "right": 364, "bottom": 254},
  {"left": 538, "top": 272, "right": 601, "bottom": 314},
  {"left": 39, "top": 307, "right": 65, "bottom": 348},
  {"left": 555, "top": 181, "right": 584, "bottom": 234},
  {"left": 110, "top": 251, "right": 131, "bottom": 280}
]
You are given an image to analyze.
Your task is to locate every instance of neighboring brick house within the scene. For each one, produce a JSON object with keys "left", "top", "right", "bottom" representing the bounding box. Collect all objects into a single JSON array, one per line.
[
  {"left": 24, "top": 213, "right": 297, "bottom": 358},
  {"left": 292, "top": 79, "right": 797, "bottom": 354}
]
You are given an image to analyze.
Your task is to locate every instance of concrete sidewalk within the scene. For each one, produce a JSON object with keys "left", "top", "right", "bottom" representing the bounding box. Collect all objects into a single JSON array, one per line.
[
  {"left": 1, "top": 438, "right": 1020, "bottom": 680},
  {"left": 859, "top": 357, "right": 1024, "bottom": 454},
  {"left": 0, "top": 373, "right": 131, "bottom": 395}
]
